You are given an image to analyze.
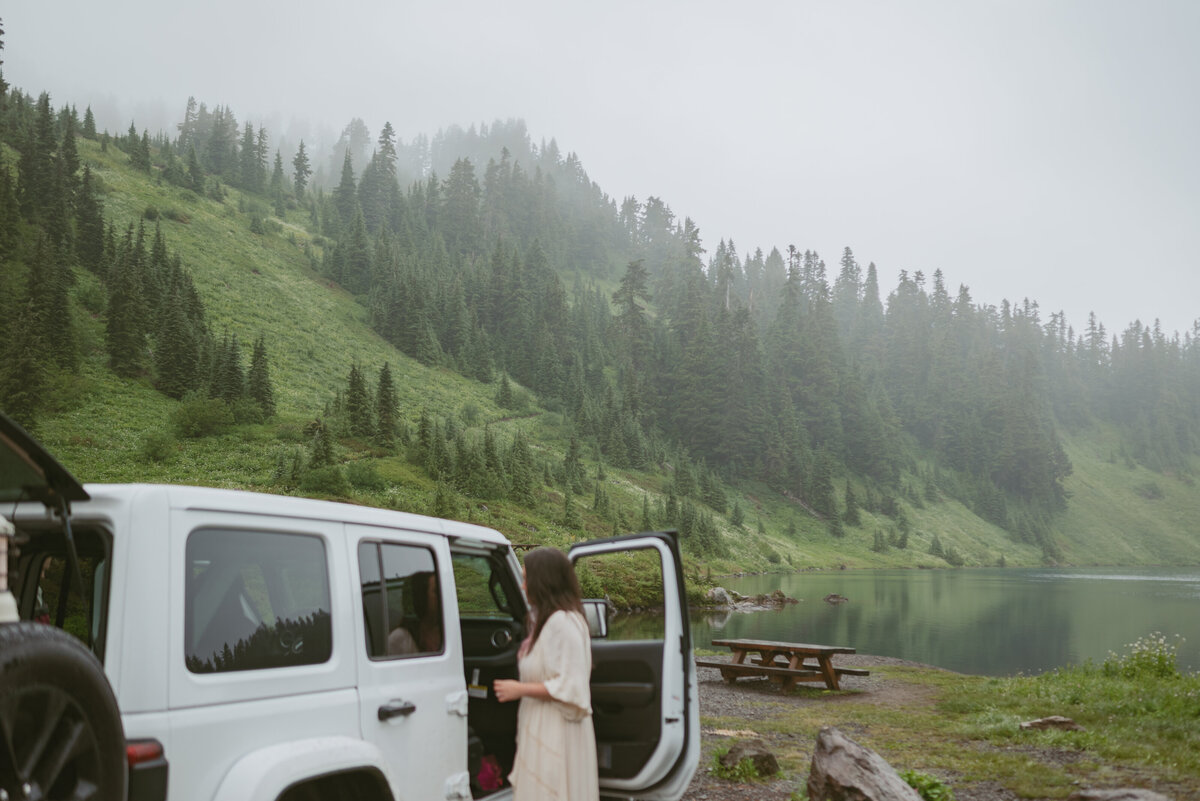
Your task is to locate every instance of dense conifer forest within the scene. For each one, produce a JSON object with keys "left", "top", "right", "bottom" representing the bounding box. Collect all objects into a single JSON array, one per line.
[{"left": 2, "top": 19, "right": 1198, "bottom": 567}]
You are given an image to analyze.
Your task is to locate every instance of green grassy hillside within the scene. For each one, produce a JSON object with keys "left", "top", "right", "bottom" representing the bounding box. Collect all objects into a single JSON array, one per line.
[{"left": 32, "top": 138, "right": 1200, "bottom": 574}]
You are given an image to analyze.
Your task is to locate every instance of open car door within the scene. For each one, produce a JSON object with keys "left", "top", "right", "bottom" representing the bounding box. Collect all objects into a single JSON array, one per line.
[{"left": 568, "top": 531, "right": 698, "bottom": 801}]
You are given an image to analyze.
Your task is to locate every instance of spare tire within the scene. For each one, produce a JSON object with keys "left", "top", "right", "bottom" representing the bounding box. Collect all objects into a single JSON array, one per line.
[{"left": 0, "top": 622, "right": 127, "bottom": 801}]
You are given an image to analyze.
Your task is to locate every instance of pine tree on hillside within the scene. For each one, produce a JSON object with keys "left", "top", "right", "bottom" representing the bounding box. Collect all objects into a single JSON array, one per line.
[
  {"left": 29, "top": 238, "right": 76, "bottom": 371},
  {"left": 105, "top": 226, "right": 149, "bottom": 376},
  {"left": 59, "top": 111, "right": 80, "bottom": 196},
  {"left": 309, "top": 420, "right": 334, "bottom": 468},
  {"left": 508, "top": 430, "right": 536, "bottom": 506},
  {"left": 248, "top": 336, "right": 275, "bottom": 418},
  {"left": 210, "top": 334, "right": 245, "bottom": 404},
  {"left": 155, "top": 284, "right": 202, "bottom": 400},
  {"left": 255, "top": 127, "right": 268, "bottom": 191},
  {"left": 183, "top": 145, "right": 203, "bottom": 193},
  {"left": 0, "top": 300, "right": 46, "bottom": 429},
  {"left": 19, "top": 93, "right": 58, "bottom": 225},
  {"left": 332, "top": 151, "right": 358, "bottom": 233},
  {"left": 81, "top": 106, "right": 96, "bottom": 140},
  {"left": 344, "top": 363, "right": 373, "bottom": 439},
  {"left": 292, "top": 140, "right": 311, "bottom": 199},
  {"left": 612, "top": 259, "right": 651, "bottom": 371},
  {"left": 374, "top": 362, "right": 398, "bottom": 448},
  {"left": 238, "top": 122, "right": 258, "bottom": 191},
  {"left": 562, "top": 434, "right": 586, "bottom": 494},
  {"left": 130, "top": 128, "right": 152, "bottom": 171},
  {"left": 270, "top": 151, "right": 286, "bottom": 216},
  {"left": 0, "top": 20, "right": 10, "bottom": 104},
  {"left": 75, "top": 166, "right": 105, "bottom": 273},
  {"left": 0, "top": 155, "right": 19, "bottom": 257},
  {"left": 843, "top": 480, "right": 862, "bottom": 526}
]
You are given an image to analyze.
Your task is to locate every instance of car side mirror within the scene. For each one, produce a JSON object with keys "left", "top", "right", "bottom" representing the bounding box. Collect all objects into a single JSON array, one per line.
[{"left": 581, "top": 599, "right": 609, "bottom": 639}]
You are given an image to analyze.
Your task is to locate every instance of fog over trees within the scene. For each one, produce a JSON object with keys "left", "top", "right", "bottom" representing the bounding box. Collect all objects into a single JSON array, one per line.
[{"left": 2, "top": 17, "right": 1199, "bottom": 559}]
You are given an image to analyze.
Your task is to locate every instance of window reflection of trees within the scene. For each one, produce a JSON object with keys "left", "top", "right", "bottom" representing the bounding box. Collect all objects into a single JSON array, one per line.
[{"left": 186, "top": 610, "right": 332, "bottom": 673}]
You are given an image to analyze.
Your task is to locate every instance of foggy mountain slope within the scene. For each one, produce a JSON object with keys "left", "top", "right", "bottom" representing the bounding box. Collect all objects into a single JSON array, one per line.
[{"left": 2, "top": 74, "right": 1199, "bottom": 568}]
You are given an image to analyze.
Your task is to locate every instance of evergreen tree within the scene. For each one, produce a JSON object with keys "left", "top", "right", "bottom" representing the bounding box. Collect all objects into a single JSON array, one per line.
[
  {"left": 292, "top": 140, "right": 311, "bottom": 199},
  {"left": 155, "top": 281, "right": 202, "bottom": 400},
  {"left": 375, "top": 362, "right": 398, "bottom": 448},
  {"left": 248, "top": 336, "right": 275, "bottom": 418},
  {"left": 19, "top": 93, "right": 58, "bottom": 224},
  {"left": 29, "top": 239, "right": 76, "bottom": 371},
  {"left": 345, "top": 363, "right": 373, "bottom": 439},
  {"left": 929, "top": 534, "right": 945, "bottom": 558},
  {"left": 561, "top": 485, "right": 581, "bottom": 530},
  {"left": 562, "top": 434, "right": 586, "bottom": 494},
  {"left": 270, "top": 151, "right": 287, "bottom": 216},
  {"left": 106, "top": 226, "right": 149, "bottom": 376},
  {"left": 59, "top": 111, "right": 80, "bottom": 195},
  {"left": 495, "top": 372, "right": 514, "bottom": 409},
  {"left": 238, "top": 122, "right": 258, "bottom": 190},
  {"left": 431, "top": 481, "right": 457, "bottom": 519},
  {"left": 210, "top": 333, "right": 246, "bottom": 404},
  {"left": 75, "top": 166, "right": 105, "bottom": 273},
  {"left": 131, "top": 128, "right": 152, "bottom": 171},
  {"left": 508, "top": 430, "right": 536, "bottom": 506},
  {"left": 0, "top": 299, "right": 46, "bottom": 429},
  {"left": 332, "top": 150, "right": 358, "bottom": 232},
  {"left": 729, "top": 500, "right": 744, "bottom": 529},
  {"left": 843, "top": 481, "right": 862, "bottom": 526},
  {"left": 872, "top": 529, "right": 887, "bottom": 553},
  {"left": 82, "top": 106, "right": 97, "bottom": 139}
]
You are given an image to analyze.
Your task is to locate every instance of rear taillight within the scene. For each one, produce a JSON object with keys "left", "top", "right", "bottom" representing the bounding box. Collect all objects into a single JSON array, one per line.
[{"left": 126, "top": 739, "right": 164, "bottom": 766}]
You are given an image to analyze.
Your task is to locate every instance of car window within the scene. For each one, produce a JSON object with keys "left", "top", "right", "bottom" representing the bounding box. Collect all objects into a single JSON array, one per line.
[
  {"left": 359, "top": 541, "right": 443, "bottom": 659},
  {"left": 574, "top": 547, "right": 665, "bottom": 640},
  {"left": 12, "top": 526, "right": 110, "bottom": 661},
  {"left": 452, "top": 553, "right": 517, "bottom": 619},
  {"left": 184, "top": 528, "right": 332, "bottom": 674}
]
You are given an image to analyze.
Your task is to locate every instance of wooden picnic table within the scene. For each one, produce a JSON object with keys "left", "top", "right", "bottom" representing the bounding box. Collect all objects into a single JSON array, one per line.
[{"left": 695, "top": 638, "right": 868, "bottom": 691}]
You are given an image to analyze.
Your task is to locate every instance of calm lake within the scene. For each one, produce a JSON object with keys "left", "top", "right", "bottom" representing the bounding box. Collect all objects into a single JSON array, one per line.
[{"left": 632, "top": 567, "right": 1200, "bottom": 677}]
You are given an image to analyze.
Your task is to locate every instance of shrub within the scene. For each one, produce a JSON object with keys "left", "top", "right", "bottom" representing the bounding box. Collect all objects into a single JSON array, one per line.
[
  {"left": 143, "top": 205, "right": 160, "bottom": 221},
  {"left": 299, "top": 465, "right": 351, "bottom": 497},
  {"left": 230, "top": 397, "right": 265, "bottom": 425},
  {"left": 1102, "top": 632, "right": 1182, "bottom": 680},
  {"left": 347, "top": 460, "right": 385, "bottom": 491},
  {"left": 942, "top": 545, "right": 965, "bottom": 567},
  {"left": 900, "top": 769, "right": 955, "bottom": 801},
  {"left": 171, "top": 395, "right": 234, "bottom": 438},
  {"left": 139, "top": 429, "right": 177, "bottom": 463}
]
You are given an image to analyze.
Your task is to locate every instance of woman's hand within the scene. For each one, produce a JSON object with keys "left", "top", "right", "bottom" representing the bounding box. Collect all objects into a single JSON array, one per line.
[
  {"left": 494, "top": 679, "right": 549, "bottom": 703},
  {"left": 494, "top": 679, "right": 521, "bottom": 703}
]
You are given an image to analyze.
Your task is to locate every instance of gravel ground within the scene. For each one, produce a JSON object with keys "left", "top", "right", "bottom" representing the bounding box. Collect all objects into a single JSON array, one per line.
[{"left": 680, "top": 654, "right": 1021, "bottom": 801}]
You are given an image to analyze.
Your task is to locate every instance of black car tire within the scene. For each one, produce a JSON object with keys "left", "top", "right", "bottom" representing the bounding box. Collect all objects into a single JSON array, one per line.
[{"left": 0, "top": 622, "right": 127, "bottom": 801}]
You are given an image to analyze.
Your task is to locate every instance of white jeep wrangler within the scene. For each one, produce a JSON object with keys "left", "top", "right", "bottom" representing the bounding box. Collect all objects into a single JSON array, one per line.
[{"left": 0, "top": 413, "right": 698, "bottom": 801}]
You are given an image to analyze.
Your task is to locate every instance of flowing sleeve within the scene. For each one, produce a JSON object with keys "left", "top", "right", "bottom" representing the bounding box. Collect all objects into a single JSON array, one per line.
[{"left": 540, "top": 610, "right": 592, "bottom": 721}]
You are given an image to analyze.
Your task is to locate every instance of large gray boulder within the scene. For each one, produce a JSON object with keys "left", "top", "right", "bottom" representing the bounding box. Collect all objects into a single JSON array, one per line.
[
  {"left": 706, "top": 586, "right": 733, "bottom": 606},
  {"left": 807, "top": 726, "right": 922, "bottom": 801}
]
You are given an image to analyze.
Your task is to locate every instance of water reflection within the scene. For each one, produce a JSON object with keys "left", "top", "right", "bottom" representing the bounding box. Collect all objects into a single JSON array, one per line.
[{"left": 611, "top": 567, "right": 1200, "bottom": 676}]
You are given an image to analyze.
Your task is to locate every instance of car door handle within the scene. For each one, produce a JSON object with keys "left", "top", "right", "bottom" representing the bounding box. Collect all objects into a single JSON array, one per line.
[{"left": 378, "top": 699, "right": 417, "bottom": 721}]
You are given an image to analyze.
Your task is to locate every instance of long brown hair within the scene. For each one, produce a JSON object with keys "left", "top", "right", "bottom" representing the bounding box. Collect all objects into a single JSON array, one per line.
[{"left": 523, "top": 547, "right": 584, "bottom": 647}]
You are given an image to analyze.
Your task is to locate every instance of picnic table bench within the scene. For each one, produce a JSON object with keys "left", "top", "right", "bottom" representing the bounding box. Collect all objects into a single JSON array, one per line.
[{"left": 695, "top": 638, "right": 869, "bottom": 691}]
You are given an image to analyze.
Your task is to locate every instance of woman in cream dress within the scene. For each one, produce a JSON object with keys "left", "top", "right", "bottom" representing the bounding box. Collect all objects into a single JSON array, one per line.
[{"left": 494, "top": 547, "right": 599, "bottom": 801}]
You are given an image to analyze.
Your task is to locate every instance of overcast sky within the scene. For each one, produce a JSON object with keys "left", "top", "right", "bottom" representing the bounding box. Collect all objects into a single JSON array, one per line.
[{"left": 6, "top": 1, "right": 1198, "bottom": 336}]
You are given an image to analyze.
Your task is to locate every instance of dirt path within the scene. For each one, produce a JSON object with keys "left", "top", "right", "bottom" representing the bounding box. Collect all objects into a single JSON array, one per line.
[{"left": 682, "top": 655, "right": 1006, "bottom": 801}]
